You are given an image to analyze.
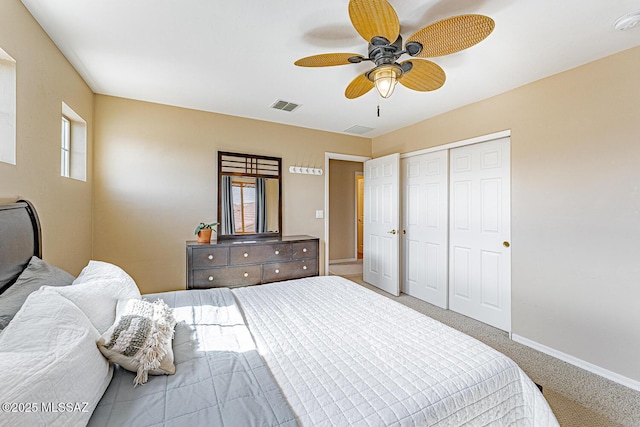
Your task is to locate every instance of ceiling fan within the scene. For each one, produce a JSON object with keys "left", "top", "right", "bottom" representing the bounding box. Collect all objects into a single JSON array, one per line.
[{"left": 294, "top": 0, "right": 495, "bottom": 100}]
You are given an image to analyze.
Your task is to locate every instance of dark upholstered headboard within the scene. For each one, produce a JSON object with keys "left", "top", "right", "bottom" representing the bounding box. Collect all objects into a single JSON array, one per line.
[{"left": 0, "top": 200, "right": 41, "bottom": 294}]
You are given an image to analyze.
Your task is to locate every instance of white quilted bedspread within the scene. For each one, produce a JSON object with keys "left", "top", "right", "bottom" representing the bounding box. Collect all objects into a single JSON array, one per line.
[{"left": 232, "top": 276, "right": 559, "bottom": 427}]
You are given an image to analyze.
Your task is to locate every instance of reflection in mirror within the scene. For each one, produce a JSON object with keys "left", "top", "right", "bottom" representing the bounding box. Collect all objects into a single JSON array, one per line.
[
  {"left": 221, "top": 176, "right": 279, "bottom": 234},
  {"left": 218, "top": 152, "right": 282, "bottom": 240}
]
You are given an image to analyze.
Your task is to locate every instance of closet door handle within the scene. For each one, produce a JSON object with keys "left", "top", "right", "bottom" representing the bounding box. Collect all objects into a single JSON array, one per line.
[{"left": 388, "top": 229, "right": 397, "bottom": 235}]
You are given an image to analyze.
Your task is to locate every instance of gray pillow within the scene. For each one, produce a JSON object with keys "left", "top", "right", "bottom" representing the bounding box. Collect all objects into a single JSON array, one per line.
[{"left": 0, "top": 256, "right": 74, "bottom": 330}]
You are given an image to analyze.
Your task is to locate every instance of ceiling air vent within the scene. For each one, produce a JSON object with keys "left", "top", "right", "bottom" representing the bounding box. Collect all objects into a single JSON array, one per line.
[
  {"left": 344, "top": 125, "right": 374, "bottom": 135},
  {"left": 270, "top": 99, "right": 301, "bottom": 112}
]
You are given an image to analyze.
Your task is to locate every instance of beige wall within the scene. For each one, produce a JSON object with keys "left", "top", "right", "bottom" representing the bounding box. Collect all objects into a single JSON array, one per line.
[
  {"left": 6, "top": 0, "right": 639, "bottom": 386},
  {"left": 93, "top": 95, "right": 370, "bottom": 293},
  {"left": 373, "top": 46, "right": 640, "bottom": 383},
  {"left": 329, "top": 159, "right": 363, "bottom": 261},
  {"left": 0, "top": 0, "right": 94, "bottom": 275}
]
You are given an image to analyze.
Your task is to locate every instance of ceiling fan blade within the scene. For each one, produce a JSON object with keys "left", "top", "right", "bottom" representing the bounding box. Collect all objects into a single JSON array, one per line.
[
  {"left": 407, "top": 14, "right": 495, "bottom": 58},
  {"left": 294, "top": 53, "right": 363, "bottom": 67},
  {"left": 348, "top": 0, "right": 400, "bottom": 43},
  {"left": 398, "top": 59, "right": 446, "bottom": 92},
  {"left": 345, "top": 73, "right": 374, "bottom": 99}
]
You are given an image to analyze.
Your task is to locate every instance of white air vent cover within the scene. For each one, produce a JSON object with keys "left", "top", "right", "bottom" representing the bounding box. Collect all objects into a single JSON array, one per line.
[
  {"left": 270, "top": 99, "right": 301, "bottom": 112},
  {"left": 614, "top": 11, "right": 640, "bottom": 31},
  {"left": 344, "top": 125, "right": 374, "bottom": 135}
]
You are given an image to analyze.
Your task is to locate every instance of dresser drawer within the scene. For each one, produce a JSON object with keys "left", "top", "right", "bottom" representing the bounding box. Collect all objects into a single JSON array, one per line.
[
  {"left": 191, "top": 265, "right": 262, "bottom": 288},
  {"left": 262, "top": 259, "right": 318, "bottom": 283},
  {"left": 190, "top": 247, "right": 229, "bottom": 268},
  {"left": 229, "top": 243, "right": 292, "bottom": 265},
  {"left": 292, "top": 241, "right": 318, "bottom": 259},
  {"left": 187, "top": 236, "right": 318, "bottom": 289}
]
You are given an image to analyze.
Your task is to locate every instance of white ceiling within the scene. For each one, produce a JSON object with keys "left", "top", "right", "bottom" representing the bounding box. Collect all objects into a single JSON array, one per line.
[{"left": 20, "top": 0, "right": 640, "bottom": 138}]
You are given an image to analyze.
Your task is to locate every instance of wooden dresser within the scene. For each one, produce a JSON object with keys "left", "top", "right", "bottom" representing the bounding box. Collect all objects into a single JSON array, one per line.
[{"left": 186, "top": 235, "right": 319, "bottom": 289}]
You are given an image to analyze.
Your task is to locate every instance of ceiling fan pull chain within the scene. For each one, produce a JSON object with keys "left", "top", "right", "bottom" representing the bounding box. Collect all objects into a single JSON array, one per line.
[{"left": 377, "top": 102, "right": 380, "bottom": 117}]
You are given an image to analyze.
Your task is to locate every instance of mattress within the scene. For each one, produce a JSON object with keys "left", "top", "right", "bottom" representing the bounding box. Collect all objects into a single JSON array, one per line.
[
  {"left": 232, "top": 276, "right": 559, "bottom": 426},
  {"left": 89, "top": 288, "right": 297, "bottom": 427}
]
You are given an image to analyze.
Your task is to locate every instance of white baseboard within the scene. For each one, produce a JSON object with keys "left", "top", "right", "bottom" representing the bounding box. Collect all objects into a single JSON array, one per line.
[
  {"left": 511, "top": 334, "right": 640, "bottom": 392},
  {"left": 329, "top": 258, "right": 358, "bottom": 264}
]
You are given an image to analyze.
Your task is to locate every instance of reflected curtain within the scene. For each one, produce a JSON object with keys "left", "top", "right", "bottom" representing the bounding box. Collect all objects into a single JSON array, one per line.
[
  {"left": 221, "top": 176, "right": 235, "bottom": 234},
  {"left": 255, "top": 178, "right": 267, "bottom": 233}
]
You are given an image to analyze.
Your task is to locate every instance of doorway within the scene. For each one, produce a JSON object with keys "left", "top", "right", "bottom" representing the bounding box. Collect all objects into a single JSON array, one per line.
[
  {"left": 324, "top": 153, "right": 369, "bottom": 276},
  {"left": 356, "top": 172, "right": 364, "bottom": 260}
]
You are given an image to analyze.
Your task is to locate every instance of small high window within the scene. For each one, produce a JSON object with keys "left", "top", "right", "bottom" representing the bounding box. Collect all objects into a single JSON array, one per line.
[
  {"left": 61, "top": 116, "right": 71, "bottom": 177},
  {"left": 0, "top": 47, "right": 16, "bottom": 165},
  {"left": 61, "top": 102, "right": 87, "bottom": 181}
]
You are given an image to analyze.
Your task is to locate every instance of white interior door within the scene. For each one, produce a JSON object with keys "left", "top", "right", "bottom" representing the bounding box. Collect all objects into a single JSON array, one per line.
[
  {"left": 357, "top": 174, "right": 364, "bottom": 255},
  {"left": 401, "top": 151, "right": 449, "bottom": 308},
  {"left": 364, "top": 153, "right": 400, "bottom": 296},
  {"left": 449, "top": 137, "right": 511, "bottom": 331}
]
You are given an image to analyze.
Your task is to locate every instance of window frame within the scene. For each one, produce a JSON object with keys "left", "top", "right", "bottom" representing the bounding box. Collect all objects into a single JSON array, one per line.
[
  {"left": 0, "top": 48, "right": 17, "bottom": 165},
  {"left": 61, "top": 115, "right": 71, "bottom": 177}
]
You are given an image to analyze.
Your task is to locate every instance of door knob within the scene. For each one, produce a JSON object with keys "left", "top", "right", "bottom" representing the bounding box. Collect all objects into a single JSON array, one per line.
[
  {"left": 503, "top": 241, "right": 510, "bottom": 248},
  {"left": 402, "top": 229, "right": 406, "bottom": 235},
  {"left": 388, "top": 229, "right": 397, "bottom": 235}
]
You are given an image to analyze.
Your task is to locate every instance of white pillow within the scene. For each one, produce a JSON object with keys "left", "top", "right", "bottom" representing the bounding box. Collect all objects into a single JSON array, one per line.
[
  {"left": 47, "top": 261, "right": 142, "bottom": 334},
  {"left": 0, "top": 288, "right": 113, "bottom": 426},
  {"left": 97, "top": 298, "right": 176, "bottom": 386}
]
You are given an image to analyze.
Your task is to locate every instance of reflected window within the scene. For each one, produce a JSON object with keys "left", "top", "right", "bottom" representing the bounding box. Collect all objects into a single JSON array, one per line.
[{"left": 232, "top": 180, "right": 256, "bottom": 234}]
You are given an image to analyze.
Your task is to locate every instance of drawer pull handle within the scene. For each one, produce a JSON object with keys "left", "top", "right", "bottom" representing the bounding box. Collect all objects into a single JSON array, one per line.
[
  {"left": 208, "top": 276, "right": 214, "bottom": 282},
  {"left": 275, "top": 250, "right": 279, "bottom": 255},
  {"left": 303, "top": 266, "right": 307, "bottom": 270},
  {"left": 243, "top": 272, "right": 249, "bottom": 278},
  {"left": 243, "top": 252, "right": 249, "bottom": 258},
  {"left": 208, "top": 254, "right": 214, "bottom": 260},
  {"left": 275, "top": 269, "right": 280, "bottom": 274},
  {"left": 303, "top": 248, "right": 307, "bottom": 253}
]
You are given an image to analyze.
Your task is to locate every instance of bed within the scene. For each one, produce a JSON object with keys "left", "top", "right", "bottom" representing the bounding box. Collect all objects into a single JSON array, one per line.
[{"left": 0, "top": 200, "right": 559, "bottom": 426}]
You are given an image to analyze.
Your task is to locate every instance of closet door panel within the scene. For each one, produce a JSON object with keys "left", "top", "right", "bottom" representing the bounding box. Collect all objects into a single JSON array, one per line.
[
  {"left": 401, "top": 150, "right": 449, "bottom": 308},
  {"left": 449, "top": 137, "right": 511, "bottom": 332}
]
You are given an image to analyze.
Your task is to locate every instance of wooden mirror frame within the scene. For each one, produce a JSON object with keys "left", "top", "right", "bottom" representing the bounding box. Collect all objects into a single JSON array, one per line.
[{"left": 217, "top": 151, "right": 282, "bottom": 241}]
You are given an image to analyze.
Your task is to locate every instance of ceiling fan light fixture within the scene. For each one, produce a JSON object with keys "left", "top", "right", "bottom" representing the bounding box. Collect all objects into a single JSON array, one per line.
[{"left": 370, "top": 65, "right": 401, "bottom": 98}]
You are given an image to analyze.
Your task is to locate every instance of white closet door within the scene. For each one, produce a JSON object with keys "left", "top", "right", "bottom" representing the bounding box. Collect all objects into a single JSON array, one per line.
[
  {"left": 449, "top": 137, "right": 511, "bottom": 331},
  {"left": 401, "top": 151, "right": 449, "bottom": 308},
  {"left": 364, "top": 153, "right": 400, "bottom": 296}
]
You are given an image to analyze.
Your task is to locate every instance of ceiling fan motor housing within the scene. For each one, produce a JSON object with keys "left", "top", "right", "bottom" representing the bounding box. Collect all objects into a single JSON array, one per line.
[
  {"left": 368, "top": 35, "right": 403, "bottom": 65},
  {"left": 366, "top": 35, "right": 405, "bottom": 82}
]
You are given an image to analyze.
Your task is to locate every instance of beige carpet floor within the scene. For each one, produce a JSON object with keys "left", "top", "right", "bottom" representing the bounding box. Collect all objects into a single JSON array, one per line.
[
  {"left": 328, "top": 260, "right": 363, "bottom": 276},
  {"left": 332, "top": 271, "right": 640, "bottom": 427}
]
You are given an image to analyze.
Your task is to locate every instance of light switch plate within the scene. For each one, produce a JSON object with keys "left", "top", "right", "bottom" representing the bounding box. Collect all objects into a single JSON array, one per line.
[{"left": 315, "top": 210, "right": 324, "bottom": 219}]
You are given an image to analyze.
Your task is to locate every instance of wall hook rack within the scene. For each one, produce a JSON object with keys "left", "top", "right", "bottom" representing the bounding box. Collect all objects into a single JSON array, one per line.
[{"left": 289, "top": 166, "right": 323, "bottom": 175}]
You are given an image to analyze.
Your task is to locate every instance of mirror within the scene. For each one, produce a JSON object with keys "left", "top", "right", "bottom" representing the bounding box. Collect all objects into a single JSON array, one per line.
[{"left": 217, "top": 151, "right": 282, "bottom": 240}]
